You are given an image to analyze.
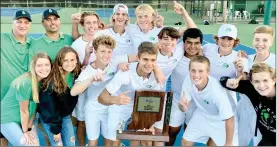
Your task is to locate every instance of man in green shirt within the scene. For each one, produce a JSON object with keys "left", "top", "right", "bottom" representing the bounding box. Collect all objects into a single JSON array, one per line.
[
  {"left": 0, "top": 10, "right": 33, "bottom": 146},
  {"left": 29, "top": 9, "right": 73, "bottom": 61}
]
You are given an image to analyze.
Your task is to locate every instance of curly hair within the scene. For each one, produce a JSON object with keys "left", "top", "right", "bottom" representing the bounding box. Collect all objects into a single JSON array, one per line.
[{"left": 42, "top": 46, "right": 81, "bottom": 94}]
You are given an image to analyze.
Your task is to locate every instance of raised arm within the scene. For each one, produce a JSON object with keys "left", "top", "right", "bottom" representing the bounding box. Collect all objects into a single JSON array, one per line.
[
  {"left": 71, "top": 13, "right": 82, "bottom": 41},
  {"left": 71, "top": 73, "right": 104, "bottom": 96},
  {"left": 173, "top": 1, "right": 197, "bottom": 35}
]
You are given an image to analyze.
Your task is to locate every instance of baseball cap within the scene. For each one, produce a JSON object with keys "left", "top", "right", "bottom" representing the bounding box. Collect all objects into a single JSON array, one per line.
[
  {"left": 14, "top": 10, "right": 32, "bottom": 22},
  {"left": 218, "top": 24, "right": 237, "bottom": 39},
  {"left": 42, "top": 9, "right": 60, "bottom": 21},
  {"left": 113, "top": 4, "right": 128, "bottom": 15}
]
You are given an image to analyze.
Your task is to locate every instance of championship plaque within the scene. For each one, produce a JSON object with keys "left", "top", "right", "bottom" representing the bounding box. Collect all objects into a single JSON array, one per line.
[{"left": 116, "top": 90, "right": 173, "bottom": 142}]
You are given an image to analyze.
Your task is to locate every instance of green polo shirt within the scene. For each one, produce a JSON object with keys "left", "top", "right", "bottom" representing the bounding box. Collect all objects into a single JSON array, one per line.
[
  {"left": 29, "top": 33, "right": 73, "bottom": 62},
  {"left": 1, "top": 32, "right": 33, "bottom": 100},
  {"left": 1, "top": 75, "right": 38, "bottom": 124}
]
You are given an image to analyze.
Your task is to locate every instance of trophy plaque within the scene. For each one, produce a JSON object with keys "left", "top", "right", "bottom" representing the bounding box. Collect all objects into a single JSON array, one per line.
[{"left": 117, "top": 90, "right": 173, "bottom": 142}]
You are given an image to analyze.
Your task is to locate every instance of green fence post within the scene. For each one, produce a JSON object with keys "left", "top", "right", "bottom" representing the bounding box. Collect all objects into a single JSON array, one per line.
[{"left": 263, "top": 0, "right": 273, "bottom": 25}]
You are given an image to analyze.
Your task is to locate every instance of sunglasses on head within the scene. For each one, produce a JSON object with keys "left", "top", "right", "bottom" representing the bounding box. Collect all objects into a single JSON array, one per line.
[{"left": 220, "top": 36, "right": 234, "bottom": 40}]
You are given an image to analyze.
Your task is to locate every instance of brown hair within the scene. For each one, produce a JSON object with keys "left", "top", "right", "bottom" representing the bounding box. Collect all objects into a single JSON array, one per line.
[
  {"left": 80, "top": 11, "right": 104, "bottom": 29},
  {"left": 213, "top": 35, "right": 240, "bottom": 47},
  {"left": 254, "top": 25, "right": 274, "bottom": 36},
  {"left": 157, "top": 27, "right": 180, "bottom": 39},
  {"left": 42, "top": 46, "right": 81, "bottom": 94},
  {"left": 189, "top": 55, "right": 210, "bottom": 71},
  {"left": 92, "top": 35, "right": 116, "bottom": 51},
  {"left": 137, "top": 41, "right": 158, "bottom": 58},
  {"left": 249, "top": 63, "right": 275, "bottom": 81}
]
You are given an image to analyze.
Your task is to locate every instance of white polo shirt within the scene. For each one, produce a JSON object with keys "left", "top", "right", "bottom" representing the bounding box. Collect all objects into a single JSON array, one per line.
[
  {"left": 203, "top": 43, "right": 249, "bottom": 81},
  {"left": 181, "top": 75, "right": 234, "bottom": 120},
  {"left": 248, "top": 53, "right": 276, "bottom": 69},
  {"left": 106, "top": 62, "right": 162, "bottom": 113},
  {"left": 94, "top": 28, "right": 134, "bottom": 56},
  {"left": 71, "top": 36, "right": 96, "bottom": 63},
  {"left": 171, "top": 55, "right": 190, "bottom": 102},
  {"left": 75, "top": 55, "right": 128, "bottom": 111},
  {"left": 157, "top": 42, "right": 184, "bottom": 88},
  {"left": 126, "top": 24, "right": 163, "bottom": 54}
]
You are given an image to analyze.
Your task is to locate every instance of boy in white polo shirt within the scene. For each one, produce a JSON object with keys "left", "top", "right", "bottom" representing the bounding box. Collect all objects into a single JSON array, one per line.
[
  {"left": 168, "top": 28, "right": 203, "bottom": 146},
  {"left": 94, "top": 4, "right": 134, "bottom": 56},
  {"left": 98, "top": 42, "right": 163, "bottom": 146},
  {"left": 179, "top": 55, "right": 238, "bottom": 146},
  {"left": 70, "top": 35, "right": 129, "bottom": 146}
]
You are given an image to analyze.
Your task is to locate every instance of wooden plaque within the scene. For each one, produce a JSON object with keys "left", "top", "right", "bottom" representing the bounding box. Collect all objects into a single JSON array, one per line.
[{"left": 117, "top": 91, "right": 173, "bottom": 142}]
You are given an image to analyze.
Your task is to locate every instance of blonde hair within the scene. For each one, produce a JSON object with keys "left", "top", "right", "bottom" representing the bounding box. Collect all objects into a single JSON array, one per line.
[
  {"left": 12, "top": 52, "right": 51, "bottom": 103},
  {"left": 254, "top": 25, "right": 274, "bottom": 36},
  {"left": 92, "top": 35, "right": 116, "bottom": 51},
  {"left": 189, "top": 55, "right": 210, "bottom": 71},
  {"left": 135, "top": 4, "right": 155, "bottom": 26},
  {"left": 250, "top": 63, "right": 275, "bottom": 81},
  {"left": 213, "top": 35, "right": 240, "bottom": 47}
]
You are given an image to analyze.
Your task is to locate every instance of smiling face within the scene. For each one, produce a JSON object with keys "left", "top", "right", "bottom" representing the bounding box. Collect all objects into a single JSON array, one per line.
[
  {"left": 251, "top": 72, "right": 276, "bottom": 97},
  {"left": 95, "top": 45, "right": 113, "bottom": 66},
  {"left": 82, "top": 15, "right": 99, "bottom": 36},
  {"left": 159, "top": 35, "right": 178, "bottom": 53},
  {"left": 42, "top": 15, "right": 61, "bottom": 33},
  {"left": 13, "top": 18, "right": 31, "bottom": 36},
  {"left": 112, "top": 10, "right": 128, "bottom": 27},
  {"left": 136, "top": 12, "right": 154, "bottom": 31},
  {"left": 35, "top": 58, "right": 51, "bottom": 79},
  {"left": 253, "top": 33, "right": 273, "bottom": 54},
  {"left": 217, "top": 36, "right": 235, "bottom": 51},
  {"left": 184, "top": 37, "right": 201, "bottom": 57},
  {"left": 189, "top": 62, "right": 210, "bottom": 87},
  {"left": 138, "top": 52, "right": 157, "bottom": 75},
  {"left": 62, "top": 52, "right": 78, "bottom": 73}
]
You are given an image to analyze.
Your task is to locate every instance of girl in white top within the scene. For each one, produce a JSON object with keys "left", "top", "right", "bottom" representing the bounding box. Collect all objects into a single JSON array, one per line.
[
  {"left": 70, "top": 35, "right": 128, "bottom": 146},
  {"left": 70, "top": 11, "right": 102, "bottom": 146}
]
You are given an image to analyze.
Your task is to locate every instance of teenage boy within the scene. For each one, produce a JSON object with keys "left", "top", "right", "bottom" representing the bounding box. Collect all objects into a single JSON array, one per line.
[{"left": 179, "top": 55, "right": 238, "bottom": 146}]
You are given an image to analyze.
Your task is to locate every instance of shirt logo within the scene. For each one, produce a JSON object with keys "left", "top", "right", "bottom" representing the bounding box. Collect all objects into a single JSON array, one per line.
[
  {"left": 203, "top": 100, "right": 209, "bottom": 104},
  {"left": 174, "top": 59, "right": 178, "bottom": 63},
  {"left": 222, "top": 63, "right": 229, "bottom": 68},
  {"left": 126, "top": 39, "right": 131, "bottom": 43},
  {"left": 22, "top": 11, "right": 26, "bottom": 15},
  {"left": 149, "top": 36, "right": 155, "bottom": 41},
  {"left": 225, "top": 28, "right": 232, "bottom": 32},
  {"left": 147, "top": 85, "right": 153, "bottom": 88},
  {"left": 108, "top": 72, "right": 115, "bottom": 77}
]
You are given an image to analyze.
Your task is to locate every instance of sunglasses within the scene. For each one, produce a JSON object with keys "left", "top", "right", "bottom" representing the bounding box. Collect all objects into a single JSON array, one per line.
[{"left": 220, "top": 36, "right": 234, "bottom": 40}]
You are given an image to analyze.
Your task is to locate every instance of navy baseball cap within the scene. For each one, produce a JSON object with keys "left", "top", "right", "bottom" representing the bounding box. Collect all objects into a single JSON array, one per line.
[
  {"left": 14, "top": 10, "right": 32, "bottom": 22},
  {"left": 42, "top": 9, "right": 60, "bottom": 21}
]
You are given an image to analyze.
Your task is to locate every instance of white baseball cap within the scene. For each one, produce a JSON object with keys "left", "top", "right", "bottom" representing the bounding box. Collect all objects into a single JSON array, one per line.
[
  {"left": 218, "top": 24, "right": 237, "bottom": 39},
  {"left": 113, "top": 4, "right": 128, "bottom": 15}
]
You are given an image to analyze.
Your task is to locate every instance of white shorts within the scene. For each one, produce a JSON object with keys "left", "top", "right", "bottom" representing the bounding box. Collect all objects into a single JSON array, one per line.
[
  {"left": 182, "top": 108, "right": 238, "bottom": 146},
  {"left": 85, "top": 108, "right": 109, "bottom": 140},
  {"left": 107, "top": 108, "right": 132, "bottom": 141},
  {"left": 72, "top": 93, "right": 86, "bottom": 121},
  {"left": 169, "top": 96, "right": 196, "bottom": 127}
]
